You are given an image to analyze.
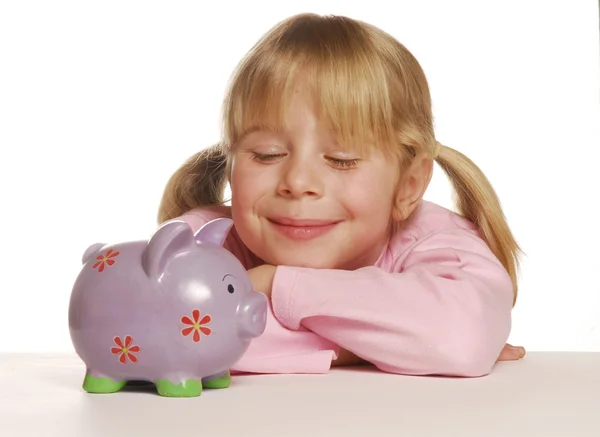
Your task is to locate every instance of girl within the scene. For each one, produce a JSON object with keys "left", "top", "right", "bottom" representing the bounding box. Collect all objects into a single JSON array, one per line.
[{"left": 158, "top": 13, "right": 525, "bottom": 377}]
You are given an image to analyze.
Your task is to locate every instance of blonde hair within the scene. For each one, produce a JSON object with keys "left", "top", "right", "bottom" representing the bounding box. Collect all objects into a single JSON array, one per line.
[{"left": 158, "top": 13, "right": 522, "bottom": 304}]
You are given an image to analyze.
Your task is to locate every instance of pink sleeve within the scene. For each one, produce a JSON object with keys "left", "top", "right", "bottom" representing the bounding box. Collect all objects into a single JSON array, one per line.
[{"left": 270, "top": 231, "right": 514, "bottom": 377}]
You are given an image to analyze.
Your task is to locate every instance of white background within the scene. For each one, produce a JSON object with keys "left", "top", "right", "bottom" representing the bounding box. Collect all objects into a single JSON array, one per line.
[{"left": 0, "top": 1, "right": 598, "bottom": 353}]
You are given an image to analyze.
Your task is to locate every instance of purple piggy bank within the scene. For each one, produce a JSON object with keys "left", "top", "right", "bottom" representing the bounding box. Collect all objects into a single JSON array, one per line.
[{"left": 68, "top": 218, "right": 268, "bottom": 397}]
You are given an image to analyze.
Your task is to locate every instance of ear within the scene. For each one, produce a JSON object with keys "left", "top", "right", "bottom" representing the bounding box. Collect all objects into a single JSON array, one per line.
[
  {"left": 142, "top": 220, "right": 194, "bottom": 280},
  {"left": 82, "top": 243, "right": 105, "bottom": 264},
  {"left": 194, "top": 218, "right": 234, "bottom": 247},
  {"left": 392, "top": 156, "right": 434, "bottom": 221}
]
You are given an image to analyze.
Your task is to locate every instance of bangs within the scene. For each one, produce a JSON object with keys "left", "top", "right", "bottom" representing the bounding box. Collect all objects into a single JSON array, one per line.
[{"left": 222, "top": 14, "right": 400, "bottom": 157}]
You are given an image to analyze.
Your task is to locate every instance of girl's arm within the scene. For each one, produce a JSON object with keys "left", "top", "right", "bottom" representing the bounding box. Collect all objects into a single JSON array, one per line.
[{"left": 270, "top": 230, "right": 514, "bottom": 377}]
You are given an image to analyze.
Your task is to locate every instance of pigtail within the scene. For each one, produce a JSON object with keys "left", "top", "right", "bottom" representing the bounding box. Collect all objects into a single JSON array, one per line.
[
  {"left": 157, "top": 143, "right": 229, "bottom": 224},
  {"left": 434, "top": 142, "right": 523, "bottom": 305}
]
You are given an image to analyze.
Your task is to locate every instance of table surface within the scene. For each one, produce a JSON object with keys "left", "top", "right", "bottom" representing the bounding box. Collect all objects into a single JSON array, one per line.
[{"left": 0, "top": 352, "right": 599, "bottom": 437}]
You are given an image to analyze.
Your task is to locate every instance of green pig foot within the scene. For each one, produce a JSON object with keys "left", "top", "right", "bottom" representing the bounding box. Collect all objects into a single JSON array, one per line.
[
  {"left": 83, "top": 373, "right": 127, "bottom": 394},
  {"left": 155, "top": 379, "right": 203, "bottom": 397},
  {"left": 203, "top": 370, "right": 231, "bottom": 389}
]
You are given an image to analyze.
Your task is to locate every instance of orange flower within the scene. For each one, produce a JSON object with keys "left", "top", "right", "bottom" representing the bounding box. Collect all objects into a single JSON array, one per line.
[
  {"left": 181, "top": 309, "right": 212, "bottom": 342},
  {"left": 111, "top": 335, "right": 141, "bottom": 363},
  {"left": 93, "top": 248, "right": 120, "bottom": 272}
]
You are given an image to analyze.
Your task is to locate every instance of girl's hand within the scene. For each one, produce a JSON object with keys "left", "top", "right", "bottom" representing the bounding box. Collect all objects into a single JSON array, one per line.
[
  {"left": 497, "top": 343, "right": 526, "bottom": 361},
  {"left": 247, "top": 265, "right": 525, "bottom": 365},
  {"left": 333, "top": 347, "right": 368, "bottom": 367},
  {"left": 247, "top": 264, "right": 277, "bottom": 299}
]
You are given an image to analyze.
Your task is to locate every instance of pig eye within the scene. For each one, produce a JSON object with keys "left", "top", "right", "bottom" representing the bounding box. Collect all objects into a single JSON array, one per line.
[{"left": 227, "top": 284, "right": 235, "bottom": 294}]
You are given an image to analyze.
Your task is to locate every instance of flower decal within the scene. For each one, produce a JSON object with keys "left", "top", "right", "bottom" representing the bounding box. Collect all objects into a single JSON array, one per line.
[
  {"left": 93, "top": 248, "right": 120, "bottom": 272},
  {"left": 181, "top": 309, "right": 212, "bottom": 342},
  {"left": 111, "top": 335, "right": 141, "bottom": 363}
]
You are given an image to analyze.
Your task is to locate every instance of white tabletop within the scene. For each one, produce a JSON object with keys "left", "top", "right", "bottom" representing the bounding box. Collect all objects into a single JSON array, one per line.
[{"left": 0, "top": 352, "right": 598, "bottom": 437}]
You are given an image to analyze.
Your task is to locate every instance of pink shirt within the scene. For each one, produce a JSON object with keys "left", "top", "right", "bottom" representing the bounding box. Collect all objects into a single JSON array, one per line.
[{"left": 177, "top": 200, "right": 513, "bottom": 377}]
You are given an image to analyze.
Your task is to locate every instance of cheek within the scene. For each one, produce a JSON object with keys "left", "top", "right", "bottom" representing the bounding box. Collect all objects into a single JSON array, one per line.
[
  {"left": 230, "top": 162, "right": 274, "bottom": 214},
  {"left": 229, "top": 167, "right": 258, "bottom": 245},
  {"left": 337, "top": 171, "right": 396, "bottom": 220},
  {"left": 340, "top": 191, "right": 393, "bottom": 222},
  {"left": 231, "top": 161, "right": 256, "bottom": 195}
]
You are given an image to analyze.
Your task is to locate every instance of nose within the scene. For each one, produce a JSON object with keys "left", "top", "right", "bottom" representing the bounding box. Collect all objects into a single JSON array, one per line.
[
  {"left": 277, "top": 157, "right": 324, "bottom": 199},
  {"left": 237, "top": 292, "right": 268, "bottom": 340}
]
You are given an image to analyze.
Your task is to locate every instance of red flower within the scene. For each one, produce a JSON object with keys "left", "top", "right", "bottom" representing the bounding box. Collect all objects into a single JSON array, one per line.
[
  {"left": 181, "top": 309, "right": 212, "bottom": 342},
  {"left": 93, "top": 248, "right": 120, "bottom": 272},
  {"left": 111, "top": 335, "right": 141, "bottom": 364}
]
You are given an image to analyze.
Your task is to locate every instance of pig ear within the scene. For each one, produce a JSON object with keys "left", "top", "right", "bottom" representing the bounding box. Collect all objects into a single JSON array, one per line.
[
  {"left": 194, "top": 218, "right": 234, "bottom": 247},
  {"left": 142, "top": 220, "right": 193, "bottom": 279},
  {"left": 82, "top": 243, "right": 105, "bottom": 264}
]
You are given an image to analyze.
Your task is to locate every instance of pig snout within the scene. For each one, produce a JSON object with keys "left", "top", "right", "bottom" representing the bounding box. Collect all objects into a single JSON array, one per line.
[{"left": 237, "top": 292, "right": 268, "bottom": 339}]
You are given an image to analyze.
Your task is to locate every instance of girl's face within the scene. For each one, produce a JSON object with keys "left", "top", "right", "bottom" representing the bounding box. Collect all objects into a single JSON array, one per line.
[{"left": 229, "top": 92, "right": 400, "bottom": 270}]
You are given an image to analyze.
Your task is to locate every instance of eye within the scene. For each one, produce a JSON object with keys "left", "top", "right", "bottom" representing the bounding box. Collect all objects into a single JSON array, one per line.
[
  {"left": 327, "top": 157, "right": 360, "bottom": 169},
  {"left": 227, "top": 284, "right": 235, "bottom": 294},
  {"left": 250, "top": 152, "right": 286, "bottom": 163}
]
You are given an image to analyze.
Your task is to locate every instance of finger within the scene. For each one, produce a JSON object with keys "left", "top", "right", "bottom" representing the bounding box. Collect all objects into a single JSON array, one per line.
[
  {"left": 497, "top": 348, "right": 519, "bottom": 361},
  {"left": 497, "top": 345, "right": 526, "bottom": 361}
]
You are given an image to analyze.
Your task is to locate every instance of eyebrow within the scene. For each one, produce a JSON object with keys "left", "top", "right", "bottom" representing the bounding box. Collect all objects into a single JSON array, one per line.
[{"left": 222, "top": 274, "right": 235, "bottom": 281}]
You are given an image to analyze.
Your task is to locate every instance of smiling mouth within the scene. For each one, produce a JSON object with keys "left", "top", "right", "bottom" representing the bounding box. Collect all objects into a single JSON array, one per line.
[
  {"left": 268, "top": 217, "right": 342, "bottom": 227},
  {"left": 266, "top": 217, "right": 342, "bottom": 240}
]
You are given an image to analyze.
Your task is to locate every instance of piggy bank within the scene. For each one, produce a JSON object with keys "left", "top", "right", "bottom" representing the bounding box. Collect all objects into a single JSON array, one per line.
[{"left": 68, "top": 218, "right": 268, "bottom": 397}]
